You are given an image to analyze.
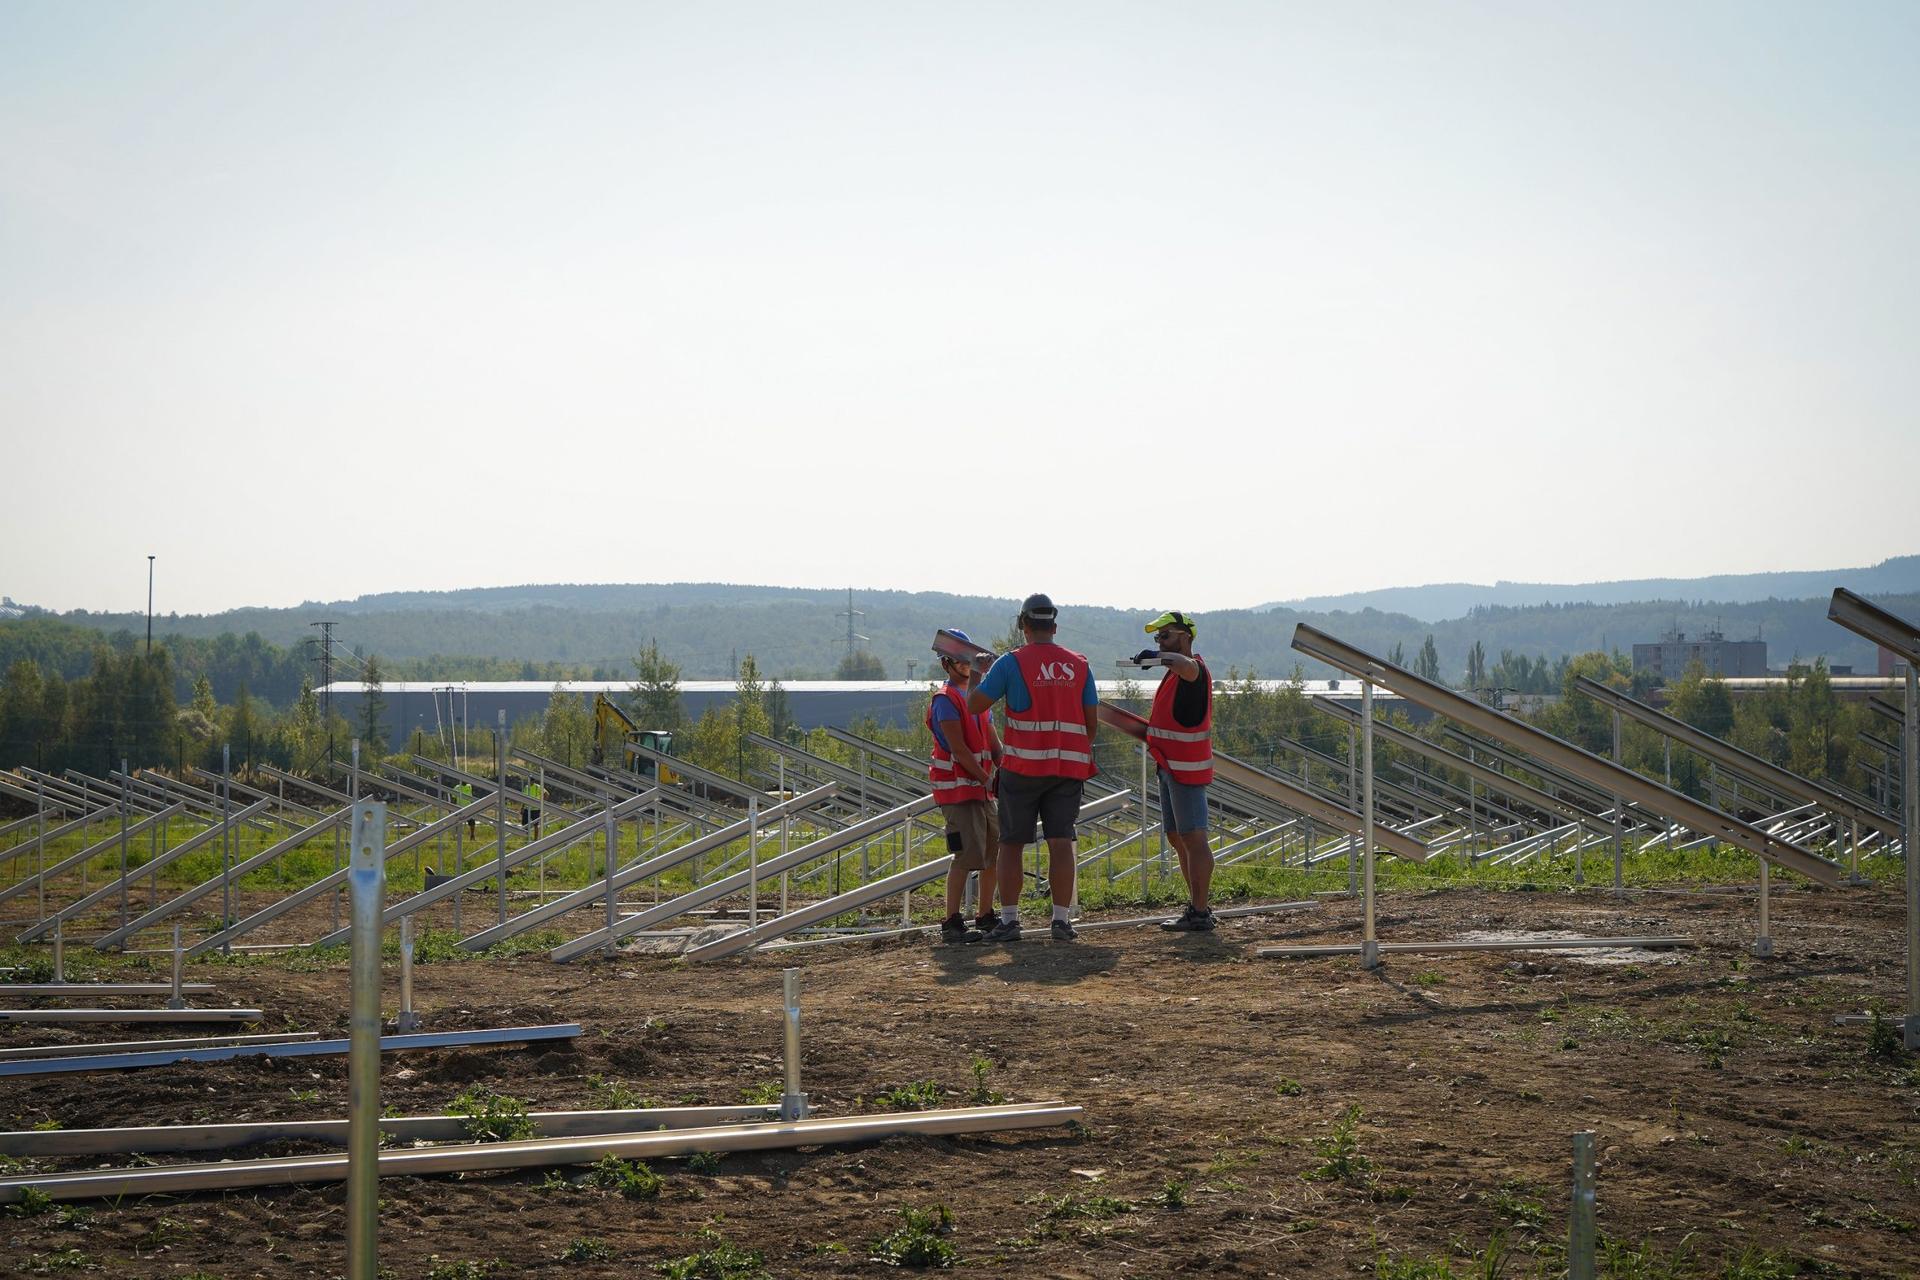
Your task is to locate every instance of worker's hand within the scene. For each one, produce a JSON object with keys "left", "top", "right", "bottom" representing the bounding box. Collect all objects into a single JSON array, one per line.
[{"left": 1133, "top": 649, "right": 1160, "bottom": 664}]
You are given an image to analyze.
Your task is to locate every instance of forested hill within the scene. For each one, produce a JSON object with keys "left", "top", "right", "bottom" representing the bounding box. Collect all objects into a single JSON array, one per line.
[
  {"left": 1266, "top": 556, "right": 1920, "bottom": 623},
  {"left": 9, "top": 583, "right": 1917, "bottom": 702}
]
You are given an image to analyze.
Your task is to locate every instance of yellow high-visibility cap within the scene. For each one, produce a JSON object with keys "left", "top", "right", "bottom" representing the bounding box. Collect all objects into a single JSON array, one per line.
[{"left": 1145, "top": 610, "right": 1196, "bottom": 637}]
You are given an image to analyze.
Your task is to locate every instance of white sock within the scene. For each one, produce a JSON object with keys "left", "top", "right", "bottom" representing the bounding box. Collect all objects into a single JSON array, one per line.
[
  {"left": 1052, "top": 904, "right": 1071, "bottom": 924},
  {"left": 1001, "top": 905, "right": 1019, "bottom": 925}
]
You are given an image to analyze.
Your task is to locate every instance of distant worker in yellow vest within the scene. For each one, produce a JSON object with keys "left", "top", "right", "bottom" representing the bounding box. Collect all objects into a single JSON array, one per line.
[
  {"left": 1135, "top": 610, "right": 1215, "bottom": 931},
  {"left": 454, "top": 781, "right": 476, "bottom": 836},
  {"left": 522, "top": 778, "right": 543, "bottom": 833}
]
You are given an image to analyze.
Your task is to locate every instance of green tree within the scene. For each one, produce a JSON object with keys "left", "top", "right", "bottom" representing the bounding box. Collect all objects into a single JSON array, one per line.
[
  {"left": 540, "top": 687, "right": 595, "bottom": 767},
  {"left": 765, "top": 679, "right": 794, "bottom": 740},
  {"left": 1413, "top": 635, "right": 1441, "bottom": 682},
  {"left": 1464, "top": 640, "right": 1486, "bottom": 693},
  {"left": 628, "top": 639, "right": 684, "bottom": 731},
  {"left": 358, "top": 654, "right": 388, "bottom": 762},
  {"left": 836, "top": 650, "right": 886, "bottom": 679}
]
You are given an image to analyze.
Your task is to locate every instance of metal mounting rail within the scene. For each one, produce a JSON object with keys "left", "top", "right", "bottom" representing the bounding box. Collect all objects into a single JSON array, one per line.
[
  {"left": 0, "top": 804, "right": 120, "bottom": 874},
  {"left": 17, "top": 799, "right": 273, "bottom": 942},
  {"left": 0, "top": 803, "right": 187, "bottom": 909},
  {"left": 0, "top": 1023, "right": 582, "bottom": 1078},
  {"left": 457, "top": 783, "right": 840, "bottom": 951},
  {"left": 550, "top": 794, "right": 938, "bottom": 961},
  {"left": 1098, "top": 703, "right": 1430, "bottom": 861},
  {"left": 306, "top": 787, "right": 662, "bottom": 948},
  {"left": 187, "top": 793, "right": 502, "bottom": 957},
  {"left": 1, "top": 1104, "right": 784, "bottom": 1159},
  {"left": 1290, "top": 623, "right": 1843, "bottom": 887},
  {"left": 1574, "top": 677, "right": 1900, "bottom": 840},
  {"left": 90, "top": 809, "right": 349, "bottom": 951},
  {"left": 685, "top": 792, "right": 1133, "bottom": 961},
  {"left": 1313, "top": 697, "right": 1621, "bottom": 840}
]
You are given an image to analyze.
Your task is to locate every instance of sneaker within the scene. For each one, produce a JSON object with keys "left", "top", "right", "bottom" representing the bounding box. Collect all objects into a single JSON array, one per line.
[
  {"left": 1050, "top": 918, "right": 1078, "bottom": 943},
  {"left": 973, "top": 913, "right": 1001, "bottom": 934},
  {"left": 983, "top": 918, "right": 1023, "bottom": 944},
  {"left": 940, "top": 914, "right": 982, "bottom": 945},
  {"left": 1161, "top": 905, "right": 1216, "bottom": 933}
]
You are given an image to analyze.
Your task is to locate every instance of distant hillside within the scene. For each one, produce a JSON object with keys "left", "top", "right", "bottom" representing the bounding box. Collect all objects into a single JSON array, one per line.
[
  {"left": 26, "top": 581, "right": 1920, "bottom": 692},
  {"left": 1265, "top": 556, "right": 1920, "bottom": 623}
]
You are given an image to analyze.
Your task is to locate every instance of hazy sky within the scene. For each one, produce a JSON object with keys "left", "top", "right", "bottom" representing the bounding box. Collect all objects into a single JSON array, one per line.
[{"left": 3, "top": 1, "right": 1915, "bottom": 617}]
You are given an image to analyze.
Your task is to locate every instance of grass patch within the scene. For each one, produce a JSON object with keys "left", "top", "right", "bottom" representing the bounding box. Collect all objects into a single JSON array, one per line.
[
  {"left": 656, "top": 1225, "right": 768, "bottom": 1280},
  {"left": 875, "top": 1079, "right": 945, "bottom": 1110},
  {"left": 1303, "top": 1104, "right": 1372, "bottom": 1186},
  {"left": 587, "top": 1074, "right": 651, "bottom": 1110},
  {"left": 1159, "top": 1178, "right": 1189, "bottom": 1210},
  {"left": 868, "top": 1204, "right": 958, "bottom": 1268},
  {"left": 1274, "top": 1076, "right": 1304, "bottom": 1097},
  {"left": 425, "top": 1260, "right": 498, "bottom": 1280},
  {"left": 1487, "top": 1181, "right": 1546, "bottom": 1231},
  {"left": 1374, "top": 1232, "right": 1510, "bottom": 1280},
  {"left": 561, "top": 1237, "right": 615, "bottom": 1262},
  {"left": 447, "top": 1087, "right": 534, "bottom": 1142},
  {"left": 967, "top": 1055, "right": 1005, "bottom": 1105},
  {"left": 686, "top": 1151, "right": 724, "bottom": 1175},
  {"left": 739, "top": 1081, "right": 782, "bottom": 1106},
  {"left": 588, "top": 1153, "right": 663, "bottom": 1199}
]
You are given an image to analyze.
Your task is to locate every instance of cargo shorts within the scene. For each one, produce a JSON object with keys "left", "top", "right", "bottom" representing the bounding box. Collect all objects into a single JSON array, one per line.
[{"left": 940, "top": 799, "right": 997, "bottom": 872}]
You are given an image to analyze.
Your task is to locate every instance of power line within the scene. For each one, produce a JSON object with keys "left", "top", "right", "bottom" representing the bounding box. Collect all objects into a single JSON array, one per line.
[{"left": 309, "top": 621, "right": 335, "bottom": 765}]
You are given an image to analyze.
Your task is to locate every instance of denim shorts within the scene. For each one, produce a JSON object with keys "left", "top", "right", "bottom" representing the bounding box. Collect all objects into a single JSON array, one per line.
[{"left": 1157, "top": 770, "right": 1210, "bottom": 835}]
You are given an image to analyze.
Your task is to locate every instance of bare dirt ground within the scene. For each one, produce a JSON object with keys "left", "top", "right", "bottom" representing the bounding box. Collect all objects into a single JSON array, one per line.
[{"left": 3, "top": 882, "right": 1918, "bottom": 1279}]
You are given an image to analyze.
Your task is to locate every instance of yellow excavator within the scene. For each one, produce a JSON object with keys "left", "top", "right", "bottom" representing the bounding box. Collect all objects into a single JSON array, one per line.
[{"left": 593, "top": 694, "right": 677, "bottom": 784}]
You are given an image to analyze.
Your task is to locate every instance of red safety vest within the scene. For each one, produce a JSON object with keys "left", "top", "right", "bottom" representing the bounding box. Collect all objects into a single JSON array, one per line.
[
  {"left": 1001, "top": 644, "right": 1096, "bottom": 780},
  {"left": 926, "top": 683, "right": 994, "bottom": 804},
  {"left": 1148, "top": 655, "right": 1213, "bottom": 786}
]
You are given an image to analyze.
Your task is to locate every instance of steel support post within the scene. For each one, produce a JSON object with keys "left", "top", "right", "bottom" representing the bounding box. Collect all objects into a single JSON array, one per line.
[
  {"left": 1611, "top": 712, "right": 1623, "bottom": 889},
  {"left": 778, "top": 761, "right": 790, "bottom": 917},
  {"left": 117, "top": 761, "right": 129, "bottom": 931},
  {"left": 347, "top": 802, "right": 386, "bottom": 1280},
  {"left": 34, "top": 775, "right": 46, "bottom": 923},
  {"left": 166, "top": 925, "right": 186, "bottom": 1010},
  {"left": 1139, "top": 744, "right": 1151, "bottom": 896},
  {"left": 1907, "top": 666, "right": 1919, "bottom": 1051},
  {"left": 495, "top": 711, "right": 507, "bottom": 926},
  {"left": 52, "top": 919, "right": 64, "bottom": 983},
  {"left": 220, "top": 745, "right": 233, "bottom": 950},
  {"left": 604, "top": 807, "right": 617, "bottom": 957},
  {"left": 899, "top": 805, "right": 914, "bottom": 926},
  {"left": 1346, "top": 726, "right": 1358, "bottom": 893},
  {"left": 397, "top": 915, "right": 420, "bottom": 1032},
  {"left": 748, "top": 797, "right": 759, "bottom": 929},
  {"left": 1569, "top": 1131, "right": 1596, "bottom": 1280},
  {"left": 1361, "top": 681, "right": 1378, "bottom": 969},
  {"left": 779, "top": 968, "right": 808, "bottom": 1120}
]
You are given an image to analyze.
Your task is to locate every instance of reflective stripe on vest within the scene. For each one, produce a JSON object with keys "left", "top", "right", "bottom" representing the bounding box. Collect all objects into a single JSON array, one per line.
[
  {"left": 1001, "top": 643, "right": 1096, "bottom": 780},
  {"left": 1147, "top": 656, "right": 1213, "bottom": 786},
  {"left": 927, "top": 683, "right": 993, "bottom": 804}
]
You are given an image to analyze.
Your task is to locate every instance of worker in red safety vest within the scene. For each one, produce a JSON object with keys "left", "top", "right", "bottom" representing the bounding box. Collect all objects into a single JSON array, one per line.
[
  {"left": 925, "top": 631, "right": 1003, "bottom": 944},
  {"left": 1134, "top": 610, "right": 1216, "bottom": 931},
  {"left": 966, "top": 593, "right": 1099, "bottom": 943}
]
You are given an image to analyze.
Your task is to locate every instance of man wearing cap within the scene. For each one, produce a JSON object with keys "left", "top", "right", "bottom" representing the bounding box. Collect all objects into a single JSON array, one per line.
[
  {"left": 926, "top": 632, "right": 1004, "bottom": 944},
  {"left": 1136, "top": 611, "right": 1216, "bottom": 932},
  {"left": 967, "top": 593, "right": 1099, "bottom": 943}
]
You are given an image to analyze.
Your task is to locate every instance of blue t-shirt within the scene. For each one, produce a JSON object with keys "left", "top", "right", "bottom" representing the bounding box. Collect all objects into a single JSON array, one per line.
[
  {"left": 928, "top": 686, "right": 963, "bottom": 752},
  {"left": 975, "top": 649, "right": 1098, "bottom": 714}
]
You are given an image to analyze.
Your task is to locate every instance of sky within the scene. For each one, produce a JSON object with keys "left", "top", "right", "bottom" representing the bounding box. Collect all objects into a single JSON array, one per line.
[{"left": 2, "top": 0, "right": 1916, "bottom": 618}]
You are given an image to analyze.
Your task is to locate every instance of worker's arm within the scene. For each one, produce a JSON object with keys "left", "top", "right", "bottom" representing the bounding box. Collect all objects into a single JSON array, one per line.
[
  {"left": 966, "top": 653, "right": 1010, "bottom": 715},
  {"left": 1082, "top": 679, "right": 1101, "bottom": 751},
  {"left": 1160, "top": 652, "right": 1203, "bottom": 682},
  {"left": 945, "top": 736, "right": 991, "bottom": 786}
]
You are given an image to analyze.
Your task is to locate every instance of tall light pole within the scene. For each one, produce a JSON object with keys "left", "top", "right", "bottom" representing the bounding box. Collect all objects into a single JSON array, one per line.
[{"left": 145, "top": 556, "right": 155, "bottom": 657}]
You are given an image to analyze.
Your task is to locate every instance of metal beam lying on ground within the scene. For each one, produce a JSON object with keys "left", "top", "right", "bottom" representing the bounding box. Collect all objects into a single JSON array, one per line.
[
  {"left": 0, "top": 1032, "right": 318, "bottom": 1062},
  {"left": 685, "top": 792, "right": 1132, "bottom": 961},
  {"left": 0, "top": 1008, "right": 263, "bottom": 1024},
  {"left": 459, "top": 783, "right": 840, "bottom": 951},
  {"left": 0, "top": 983, "right": 216, "bottom": 996},
  {"left": 0, "top": 1102, "right": 1081, "bottom": 1204},
  {"left": 17, "top": 799, "right": 273, "bottom": 942},
  {"left": 1290, "top": 624, "right": 1843, "bottom": 887},
  {"left": 91, "top": 808, "right": 349, "bottom": 951},
  {"left": 1574, "top": 677, "right": 1900, "bottom": 839},
  {"left": 1098, "top": 703, "right": 1430, "bottom": 861},
  {"left": 550, "top": 794, "right": 937, "bottom": 961},
  {"left": 1257, "top": 936, "right": 1695, "bottom": 958},
  {"left": 0, "top": 1022, "right": 581, "bottom": 1077},
  {"left": 187, "top": 793, "right": 501, "bottom": 957},
  {"left": 306, "top": 787, "right": 662, "bottom": 948},
  {"left": 1, "top": 1104, "right": 782, "bottom": 1158}
]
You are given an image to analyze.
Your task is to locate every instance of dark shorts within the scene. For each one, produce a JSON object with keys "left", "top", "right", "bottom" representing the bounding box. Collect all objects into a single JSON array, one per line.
[
  {"left": 1157, "top": 770, "right": 1209, "bottom": 835},
  {"left": 940, "top": 800, "right": 997, "bottom": 872},
  {"left": 997, "top": 773, "right": 1085, "bottom": 844}
]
